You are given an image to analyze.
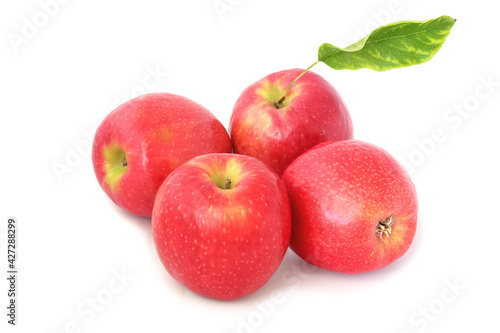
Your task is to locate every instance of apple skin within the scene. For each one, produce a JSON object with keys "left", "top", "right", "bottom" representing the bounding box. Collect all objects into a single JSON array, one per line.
[
  {"left": 152, "top": 153, "right": 291, "bottom": 300},
  {"left": 92, "top": 93, "right": 232, "bottom": 217},
  {"left": 229, "top": 68, "right": 353, "bottom": 176},
  {"left": 282, "top": 140, "right": 418, "bottom": 274}
]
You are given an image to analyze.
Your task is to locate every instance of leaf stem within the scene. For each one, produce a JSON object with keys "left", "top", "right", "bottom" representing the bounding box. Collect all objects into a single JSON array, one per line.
[{"left": 274, "top": 61, "right": 320, "bottom": 108}]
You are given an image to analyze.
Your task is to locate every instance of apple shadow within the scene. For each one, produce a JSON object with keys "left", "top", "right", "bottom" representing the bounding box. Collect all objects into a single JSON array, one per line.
[
  {"left": 229, "top": 232, "right": 422, "bottom": 304},
  {"left": 121, "top": 205, "right": 424, "bottom": 307},
  {"left": 110, "top": 203, "right": 152, "bottom": 232},
  {"left": 109, "top": 203, "right": 164, "bottom": 266}
]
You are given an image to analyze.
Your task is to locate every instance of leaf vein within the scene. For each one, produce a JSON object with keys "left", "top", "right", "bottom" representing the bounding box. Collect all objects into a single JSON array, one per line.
[{"left": 366, "top": 22, "right": 453, "bottom": 45}]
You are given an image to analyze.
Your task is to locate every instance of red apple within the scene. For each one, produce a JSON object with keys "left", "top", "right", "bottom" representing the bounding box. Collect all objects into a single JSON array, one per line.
[
  {"left": 92, "top": 93, "right": 232, "bottom": 217},
  {"left": 152, "top": 153, "right": 291, "bottom": 300},
  {"left": 229, "top": 68, "right": 353, "bottom": 176},
  {"left": 282, "top": 140, "right": 418, "bottom": 274}
]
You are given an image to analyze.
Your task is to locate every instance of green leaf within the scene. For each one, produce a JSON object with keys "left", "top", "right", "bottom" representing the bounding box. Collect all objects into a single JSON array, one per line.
[{"left": 318, "top": 15, "right": 456, "bottom": 72}]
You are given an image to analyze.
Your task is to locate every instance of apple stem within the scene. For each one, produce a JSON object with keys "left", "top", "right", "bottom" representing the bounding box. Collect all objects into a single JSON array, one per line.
[
  {"left": 225, "top": 179, "right": 231, "bottom": 189},
  {"left": 274, "top": 61, "right": 320, "bottom": 109},
  {"left": 121, "top": 160, "right": 128, "bottom": 167}
]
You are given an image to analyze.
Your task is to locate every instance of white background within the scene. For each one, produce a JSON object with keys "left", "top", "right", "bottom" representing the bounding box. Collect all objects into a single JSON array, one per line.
[{"left": 1, "top": 0, "right": 499, "bottom": 332}]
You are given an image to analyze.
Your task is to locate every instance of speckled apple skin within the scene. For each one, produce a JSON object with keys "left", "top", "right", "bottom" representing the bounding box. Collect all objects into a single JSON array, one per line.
[
  {"left": 92, "top": 93, "right": 232, "bottom": 217},
  {"left": 152, "top": 154, "right": 292, "bottom": 300},
  {"left": 229, "top": 68, "right": 353, "bottom": 176},
  {"left": 282, "top": 140, "right": 418, "bottom": 274}
]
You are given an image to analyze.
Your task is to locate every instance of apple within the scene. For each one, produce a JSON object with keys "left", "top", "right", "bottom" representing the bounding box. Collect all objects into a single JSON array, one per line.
[
  {"left": 92, "top": 93, "right": 232, "bottom": 217},
  {"left": 229, "top": 68, "right": 353, "bottom": 176},
  {"left": 152, "top": 153, "right": 291, "bottom": 300},
  {"left": 282, "top": 140, "right": 418, "bottom": 274}
]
